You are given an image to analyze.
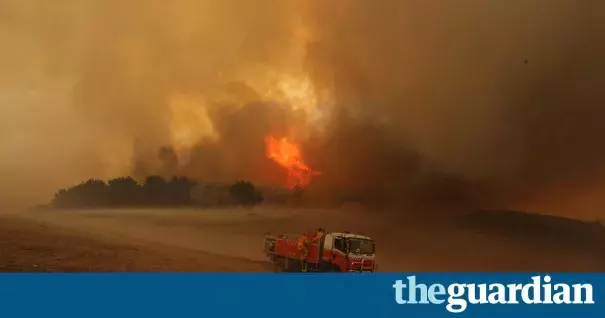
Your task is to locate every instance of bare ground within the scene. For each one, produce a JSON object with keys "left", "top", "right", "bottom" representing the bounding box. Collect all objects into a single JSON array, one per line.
[
  {"left": 0, "top": 215, "right": 270, "bottom": 272},
  {"left": 0, "top": 207, "right": 603, "bottom": 272}
]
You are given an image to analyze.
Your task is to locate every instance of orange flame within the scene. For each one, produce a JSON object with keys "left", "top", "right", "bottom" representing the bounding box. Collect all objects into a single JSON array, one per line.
[{"left": 264, "top": 136, "right": 321, "bottom": 188}]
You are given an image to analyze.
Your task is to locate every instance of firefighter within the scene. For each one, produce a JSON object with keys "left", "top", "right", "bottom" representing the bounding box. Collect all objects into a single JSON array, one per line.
[
  {"left": 312, "top": 228, "right": 325, "bottom": 242},
  {"left": 297, "top": 233, "right": 310, "bottom": 272},
  {"left": 313, "top": 228, "right": 326, "bottom": 270}
]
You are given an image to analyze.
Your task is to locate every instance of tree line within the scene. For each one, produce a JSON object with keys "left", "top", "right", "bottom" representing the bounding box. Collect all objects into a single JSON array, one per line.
[{"left": 51, "top": 176, "right": 264, "bottom": 209}]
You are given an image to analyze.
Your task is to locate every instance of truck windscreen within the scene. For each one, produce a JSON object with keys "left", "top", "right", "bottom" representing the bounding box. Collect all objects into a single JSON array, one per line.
[{"left": 347, "top": 239, "right": 375, "bottom": 255}]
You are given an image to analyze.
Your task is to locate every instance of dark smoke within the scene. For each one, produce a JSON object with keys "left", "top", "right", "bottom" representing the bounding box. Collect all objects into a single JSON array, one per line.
[
  {"left": 1, "top": 1, "right": 605, "bottom": 218},
  {"left": 298, "top": 0, "right": 605, "bottom": 212}
]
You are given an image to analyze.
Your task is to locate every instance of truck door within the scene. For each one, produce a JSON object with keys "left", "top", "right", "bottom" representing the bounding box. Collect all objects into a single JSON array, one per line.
[
  {"left": 323, "top": 234, "right": 333, "bottom": 252},
  {"left": 317, "top": 234, "right": 334, "bottom": 266},
  {"left": 331, "top": 236, "right": 347, "bottom": 272}
]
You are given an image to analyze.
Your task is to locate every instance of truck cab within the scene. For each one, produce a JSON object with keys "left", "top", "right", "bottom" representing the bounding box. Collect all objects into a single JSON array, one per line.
[{"left": 322, "top": 232, "right": 376, "bottom": 272}]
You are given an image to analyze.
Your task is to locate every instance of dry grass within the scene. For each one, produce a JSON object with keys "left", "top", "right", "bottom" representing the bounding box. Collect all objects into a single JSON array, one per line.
[{"left": 0, "top": 216, "right": 270, "bottom": 272}]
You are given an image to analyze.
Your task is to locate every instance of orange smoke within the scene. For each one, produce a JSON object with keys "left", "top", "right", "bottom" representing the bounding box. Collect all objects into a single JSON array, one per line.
[{"left": 264, "top": 136, "right": 321, "bottom": 188}]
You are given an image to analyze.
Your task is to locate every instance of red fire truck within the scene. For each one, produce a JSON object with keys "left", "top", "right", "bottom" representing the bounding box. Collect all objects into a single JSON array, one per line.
[{"left": 263, "top": 231, "right": 376, "bottom": 272}]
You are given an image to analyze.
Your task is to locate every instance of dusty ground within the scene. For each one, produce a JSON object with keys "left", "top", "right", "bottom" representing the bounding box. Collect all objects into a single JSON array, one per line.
[
  {"left": 0, "top": 207, "right": 603, "bottom": 272},
  {"left": 0, "top": 215, "right": 270, "bottom": 272}
]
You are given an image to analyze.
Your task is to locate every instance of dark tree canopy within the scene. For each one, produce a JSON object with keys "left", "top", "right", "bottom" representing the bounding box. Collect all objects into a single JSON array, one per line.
[
  {"left": 51, "top": 175, "right": 197, "bottom": 209},
  {"left": 229, "top": 181, "right": 263, "bottom": 207},
  {"left": 108, "top": 176, "right": 141, "bottom": 206},
  {"left": 143, "top": 175, "right": 169, "bottom": 205},
  {"left": 166, "top": 176, "right": 196, "bottom": 206},
  {"left": 49, "top": 176, "right": 290, "bottom": 210},
  {"left": 52, "top": 178, "right": 109, "bottom": 209}
]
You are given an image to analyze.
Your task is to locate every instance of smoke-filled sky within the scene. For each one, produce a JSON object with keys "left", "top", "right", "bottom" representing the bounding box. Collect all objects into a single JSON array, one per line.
[{"left": 1, "top": 0, "right": 605, "bottom": 217}]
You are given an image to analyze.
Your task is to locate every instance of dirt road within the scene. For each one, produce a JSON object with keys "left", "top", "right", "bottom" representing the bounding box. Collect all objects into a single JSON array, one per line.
[{"left": 1, "top": 207, "right": 602, "bottom": 272}]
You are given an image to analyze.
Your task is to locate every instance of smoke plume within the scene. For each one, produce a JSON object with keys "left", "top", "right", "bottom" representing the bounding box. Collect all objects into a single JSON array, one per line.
[{"left": 1, "top": 0, "right": 605, "bottom": 217}]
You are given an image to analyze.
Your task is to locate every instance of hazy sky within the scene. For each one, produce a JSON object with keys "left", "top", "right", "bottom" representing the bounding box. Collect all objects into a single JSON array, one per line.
[{"left": 1, "top": 0, "right": 605, "bottom": 216}]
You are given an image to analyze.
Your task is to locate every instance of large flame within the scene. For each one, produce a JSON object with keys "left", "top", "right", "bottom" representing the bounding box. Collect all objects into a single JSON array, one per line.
[{"left": 265, "top": 136, "right": 321, "bottom": 188}]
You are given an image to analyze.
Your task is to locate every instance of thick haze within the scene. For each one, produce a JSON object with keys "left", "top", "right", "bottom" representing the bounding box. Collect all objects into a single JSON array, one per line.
[{"left": 1, "top": 0, "right": 605, "bottom": 218}]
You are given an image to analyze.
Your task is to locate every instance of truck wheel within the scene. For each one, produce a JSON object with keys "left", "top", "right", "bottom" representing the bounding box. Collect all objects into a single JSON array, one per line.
[
  {"left": 288, "top": 260, "right": 301, "bottom": 272},
  {"left": 316, "top": 260, "right": 334, "bottom": 272},
  {"left": 273, "top": 258, "right": 285, "bottom": 272}
]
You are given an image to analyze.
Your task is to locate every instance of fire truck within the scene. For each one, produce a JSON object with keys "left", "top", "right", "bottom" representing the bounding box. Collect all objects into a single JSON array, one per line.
[{"left": 263, "top": 231, "right": 376, "bottom": 272}]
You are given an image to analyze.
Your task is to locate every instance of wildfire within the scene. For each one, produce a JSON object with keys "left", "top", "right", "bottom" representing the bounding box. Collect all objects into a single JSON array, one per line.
[{"left": 264, "top": 136, "right": 321, "bottom": 188}]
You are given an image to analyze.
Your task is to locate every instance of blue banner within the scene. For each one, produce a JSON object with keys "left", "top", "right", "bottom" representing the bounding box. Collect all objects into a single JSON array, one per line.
[{"left": 0, "top": 273, "right": 602, "bottom": 317}]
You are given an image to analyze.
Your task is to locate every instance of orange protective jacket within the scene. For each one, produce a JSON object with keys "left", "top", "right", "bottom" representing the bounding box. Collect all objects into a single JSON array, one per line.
[
  {"left": 297, "top": 236, "right": 310, "bottom": 250},
  {"left": 313, "top": 231, "right": 325, "bottom": 242}
]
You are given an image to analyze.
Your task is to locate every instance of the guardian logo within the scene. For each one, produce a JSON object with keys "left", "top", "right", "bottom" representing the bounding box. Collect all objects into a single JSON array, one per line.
[{"left": 393, "top": 275, "right": 595, "bottom": 313}]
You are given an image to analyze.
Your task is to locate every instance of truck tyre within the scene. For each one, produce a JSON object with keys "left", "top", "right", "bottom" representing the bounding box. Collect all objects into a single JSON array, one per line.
[
  {"left": 273, "top": 257, "right": 285, "bottom": 272},
  {"left": 288, "top": 260, "right": 301, "bottom": 272}
]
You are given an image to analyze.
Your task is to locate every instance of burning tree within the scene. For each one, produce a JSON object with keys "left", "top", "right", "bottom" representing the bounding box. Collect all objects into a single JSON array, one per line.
[{"left": 264, "top": 136, "right": 321, "bottom": 189}]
